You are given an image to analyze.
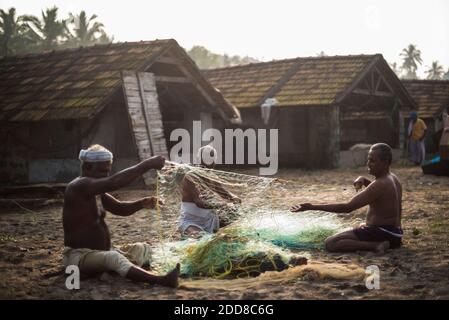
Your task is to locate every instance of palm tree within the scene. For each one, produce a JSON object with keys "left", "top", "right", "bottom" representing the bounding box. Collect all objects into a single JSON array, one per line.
[
  {"left": 23, "top": 6, "right": 67, "bottom": 51},
  {"left": 443, "top": 68, "right": 449, "bottom": 80},
  {"left": 97, "top": 30, "right": 113, "bottom": 45},
  {"left": 65, "top": 11, "right": 107, "bottom": 47},
  {"left": 425, "top": 61, "right": 444, "bottom": 80},
  {"left": 400, "top": 44, "right": 423, "bottom": 79},
  {"left": 0, "top": 7, "right": 31, "bottom": 56}
]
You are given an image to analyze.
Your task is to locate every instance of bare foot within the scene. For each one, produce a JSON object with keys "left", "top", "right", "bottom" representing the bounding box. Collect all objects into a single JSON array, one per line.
[
  {"left": 374, "top": 241, "right": 390, "bottom": 255},
  {"left": 184, "top": 226, "right": 204, "bottom": 239},
  {"left": 163, "top": 263, "right": 180, "bottom": 288}
]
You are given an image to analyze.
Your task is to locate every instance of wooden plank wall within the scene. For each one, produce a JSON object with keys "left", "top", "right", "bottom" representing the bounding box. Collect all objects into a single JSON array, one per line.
[{"left": 122, "top": 71, "right": 168, "bottom": 186}]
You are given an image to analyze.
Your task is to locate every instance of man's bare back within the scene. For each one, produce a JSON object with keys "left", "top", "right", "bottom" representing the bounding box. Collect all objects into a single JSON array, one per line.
[
  {"left": 179, "top": 160, "right": 241, "bottom": 236},
  {"left": 365, "top": 173, "right": 402, "bottom": 228}
]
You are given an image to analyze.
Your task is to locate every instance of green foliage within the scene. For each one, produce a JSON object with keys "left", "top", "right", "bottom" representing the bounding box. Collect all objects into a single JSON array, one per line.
[
  {"left": 22, "top": 6, "right": 68, "bottom": 51},
  {"left": 400, "top": 44, "right": 423, "bottom": 79},
  {"left": 187, "top": 45, "right": 259, "bottom": 69},
  {"left": 390, "top": 44, "right": 448, "bottom": 80},
  {"left": 443, "top": 69, "right": 449, "bottom": 80},
  {"left": 0, "top": 6, "right": 113, "bottom": 56},
  {"left": 64, "top": 10, "right": 113, "bottom": 48},
  {"left": 425, "top": 61, "right": 445, "bottom": 80},
  {"left": 0, "top": 8, "right": 33, "bottom": 56}
]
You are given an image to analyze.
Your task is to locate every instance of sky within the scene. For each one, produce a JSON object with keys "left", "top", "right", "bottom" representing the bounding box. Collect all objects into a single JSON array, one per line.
[{"left": 2, "top": 0, "right": 448, "bottom": 77}]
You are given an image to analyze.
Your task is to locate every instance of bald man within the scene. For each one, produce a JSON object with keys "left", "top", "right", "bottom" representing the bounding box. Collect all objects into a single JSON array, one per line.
[{"left": 291, "top": 143, "right": 403, "bottom": 254}]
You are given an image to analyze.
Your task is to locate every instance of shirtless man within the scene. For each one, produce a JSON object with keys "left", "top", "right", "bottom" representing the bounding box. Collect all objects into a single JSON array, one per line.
[
  {"left": 63, "top": 144, "right": 179, "bottom": 288},
  {"left": 180, "top": 145, "right": 241, "bottom": 237},
  {"left": 290, "top": 143, "right": 403, "bottom": 254}
]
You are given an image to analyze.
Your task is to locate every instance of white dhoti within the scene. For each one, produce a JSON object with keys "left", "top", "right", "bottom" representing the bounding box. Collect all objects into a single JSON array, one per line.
[
  {"left": 62, "top": 242, "right": 152, "bottom": 277},
  {"left": 179, "top": 202, "right": 219, "bottom": 234}
]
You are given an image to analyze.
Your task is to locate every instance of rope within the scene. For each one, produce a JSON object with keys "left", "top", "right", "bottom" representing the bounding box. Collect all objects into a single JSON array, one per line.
[
  {"left": 10, "top": 199, "right": 47, "bottom": 215},
  {"left": 154, "top": 170, "right": 168, "bottom": 267}
]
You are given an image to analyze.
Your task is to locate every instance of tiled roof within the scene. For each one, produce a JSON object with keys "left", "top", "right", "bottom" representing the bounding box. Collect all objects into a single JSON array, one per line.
[
  {"left": 0, "top": 39, "right": 240, "bottom": 122},
  {"left": 0, "top": 40, "right": 171, "bottom": 121},
  {"left": 277, "top": 56, "right": 376, "bottom": 106},
  {"left": 402, "top": 80, "right": 449, "bottom": 119},
  {"left": 204, "top": 55, "right": 379, "bottom": 108},
  {"left": 203, "top": 59, "right": 298, "bottom": 108}
]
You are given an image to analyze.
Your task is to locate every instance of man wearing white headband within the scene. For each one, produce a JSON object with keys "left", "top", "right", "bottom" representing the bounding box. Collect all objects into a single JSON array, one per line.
[{"left": 62, "top": 144, "right": 179, "bottom": 288}]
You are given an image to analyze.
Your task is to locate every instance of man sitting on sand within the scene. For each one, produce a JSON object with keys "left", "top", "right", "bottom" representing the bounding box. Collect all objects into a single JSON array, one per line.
[
  {"left": 290, "top": 143, "right": 403, "bottom": 254},
  {"left": 62, "top": 144, "right": 179, "bottom": 288},
  {"left": 180, "top": 145, "right": 241, "bottom": 237}
]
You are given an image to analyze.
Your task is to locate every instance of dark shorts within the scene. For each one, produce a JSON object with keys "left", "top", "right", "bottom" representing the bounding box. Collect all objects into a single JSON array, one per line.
[{"left": 353, "top": 225, "right": 403, "bottom": 249}]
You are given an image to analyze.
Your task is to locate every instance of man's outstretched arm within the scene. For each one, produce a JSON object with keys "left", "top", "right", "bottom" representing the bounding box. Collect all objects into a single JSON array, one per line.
[
  {"left": 76, "top": 156, "right": 165, "bottom": 197},
  {"left": 291, "top": 180, "right": 383, "bottom": 213},
  {"left": 101, "top": 193, "right": 161, "bottom": 216}
]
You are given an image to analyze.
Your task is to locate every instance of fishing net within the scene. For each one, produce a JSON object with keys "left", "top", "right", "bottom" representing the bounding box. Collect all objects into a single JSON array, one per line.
[
  {"left": 151, "top": 229, "right": 296, "bottom": 279},
  {"left": 180, "top": 262, "right": 366, "bottom": 291},
  {"left": 149, "top": 162, "right": 351, "bottom": 279}
]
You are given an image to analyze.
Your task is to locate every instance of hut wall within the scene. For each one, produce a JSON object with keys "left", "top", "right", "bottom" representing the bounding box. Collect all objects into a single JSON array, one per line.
[
  {"left": 340, "top": 118, "right": 396, "bottom": 150},
  {"left": 234, "top": 105, "right": 339, "bottom": 168},
  {"left": 0, "top": 94, "right": 139, "bottom": 185},
  {"left": 155, "top": 84, "right": 219, "bottom": 162},
  {"left": 81, "top": 94, "right": 139, "bottom": 175},
  {"left": 303, "top": 105, "right": 340, "bottom": 168},
  {"left": 0, "top": 120, "right": 80, "bottom": 185},
  {"left": 159, "top": 104, "right": 208, "bottom": 162}
]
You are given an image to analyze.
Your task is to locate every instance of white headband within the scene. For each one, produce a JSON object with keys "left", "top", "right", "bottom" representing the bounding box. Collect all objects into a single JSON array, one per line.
[{"left": 79, "top": 149, "right": 113, "bottom": 162}]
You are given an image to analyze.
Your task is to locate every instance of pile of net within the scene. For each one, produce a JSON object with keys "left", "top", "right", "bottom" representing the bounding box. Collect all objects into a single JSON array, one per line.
[
  {"left": 151, "top": 229, "right": 297, "bottom": 279},
  {"left": 149, "top": 162, "right": 350, "bottom": 278}
]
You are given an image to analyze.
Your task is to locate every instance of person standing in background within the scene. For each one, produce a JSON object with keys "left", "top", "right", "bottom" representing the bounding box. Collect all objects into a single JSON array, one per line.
[{"left": 408, "top": 111, "right": 427, "bottom": 165}]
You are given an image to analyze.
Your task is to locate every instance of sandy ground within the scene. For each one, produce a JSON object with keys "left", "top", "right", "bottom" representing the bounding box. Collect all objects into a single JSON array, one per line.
[{"left": 0, "top": 164, "right": 448, "bottom": 300}]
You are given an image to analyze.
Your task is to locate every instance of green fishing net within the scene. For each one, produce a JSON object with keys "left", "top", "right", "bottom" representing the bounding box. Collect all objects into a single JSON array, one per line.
[
  {"left": 149, "top": 162, "right": 349, "bottom": 278},
  {"left": 151, "top": 229, "right": 294, "bottom": 278}
]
